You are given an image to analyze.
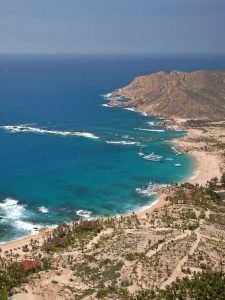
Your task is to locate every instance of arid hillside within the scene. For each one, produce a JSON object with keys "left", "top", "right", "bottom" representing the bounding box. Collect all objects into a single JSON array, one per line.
[{"left": 112, "top": 71, "right": 225, "bottom": 119}]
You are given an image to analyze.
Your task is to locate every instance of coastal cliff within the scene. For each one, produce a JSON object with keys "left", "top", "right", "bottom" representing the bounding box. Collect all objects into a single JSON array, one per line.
[{"left": 110, "top": 70, "right": 225, "bottom": 120}]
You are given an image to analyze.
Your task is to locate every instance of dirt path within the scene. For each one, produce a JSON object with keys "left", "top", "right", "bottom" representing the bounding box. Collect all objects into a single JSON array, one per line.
[
  {"left": 146, "top": 232, "right": 189, "bottom": 258},
  {"left": 86, "top": 228, "right": 113, "bottom": 250},
  {"left": 161, "top": 229, "right": 201, "bottom": 289}
]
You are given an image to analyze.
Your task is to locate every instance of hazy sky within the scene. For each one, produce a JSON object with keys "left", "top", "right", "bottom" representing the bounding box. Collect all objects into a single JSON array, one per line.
[{"left": 0, "top": 0, "right": 224, "bottom": 55}]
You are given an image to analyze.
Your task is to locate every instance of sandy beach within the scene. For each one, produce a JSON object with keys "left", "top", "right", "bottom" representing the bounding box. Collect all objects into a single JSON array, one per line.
[
  {"left": 0, "top": 228, "right": 49, "bottom": 255},
  {"left": 1, "top": 123, "right": 223, "bottom": 254},
  {"left": 131, "top": 122, "right": 225, "bottom": 222},
  {"left": 188, "top": 151, "right": 222, "bottom": 185},
  {"left": 176, "top": 127, "right": 224, "bottom": 186},
  {"left": 0, "top": 122, "right": 224, "bottom": 300}
]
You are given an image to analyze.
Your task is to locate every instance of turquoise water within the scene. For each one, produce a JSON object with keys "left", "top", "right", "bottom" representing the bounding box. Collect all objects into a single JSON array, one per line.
[{"left": 0, "top": 55, "right": 224, "bottom": 242}]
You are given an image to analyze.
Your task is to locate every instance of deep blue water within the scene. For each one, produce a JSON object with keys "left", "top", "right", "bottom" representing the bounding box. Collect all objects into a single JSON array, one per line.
[{"left": 0, "top": 54, "right": 224, "bottom": 242}]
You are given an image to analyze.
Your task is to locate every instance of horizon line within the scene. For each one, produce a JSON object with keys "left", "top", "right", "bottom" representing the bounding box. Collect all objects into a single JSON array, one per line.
[{"left": 0, "top": 52, "right": 225, "bottom": 57}]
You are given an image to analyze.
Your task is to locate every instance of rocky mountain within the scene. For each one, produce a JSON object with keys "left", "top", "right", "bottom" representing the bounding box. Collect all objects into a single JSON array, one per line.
[{"left": 111, "top": 71, "right": 225, "bottom": 120}]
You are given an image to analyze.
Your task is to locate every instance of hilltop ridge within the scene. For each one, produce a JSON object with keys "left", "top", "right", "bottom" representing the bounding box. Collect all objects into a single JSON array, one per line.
[{"left": 111, "top": 70, "right": 225, "bottom": 120}]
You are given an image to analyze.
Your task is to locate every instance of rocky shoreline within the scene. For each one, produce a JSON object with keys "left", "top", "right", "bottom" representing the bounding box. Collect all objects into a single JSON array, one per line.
[
  {"left": 109, "top": 70, "right": 225, "bottom": 120},
  {"left": 108, "top": 88, "right": 225, "bottom": 187}
]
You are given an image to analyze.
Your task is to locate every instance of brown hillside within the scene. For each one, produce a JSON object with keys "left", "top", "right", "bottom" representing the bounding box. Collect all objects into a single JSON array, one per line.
[{"left": 114, "top": 71, "right": 225, "bottom": 119}]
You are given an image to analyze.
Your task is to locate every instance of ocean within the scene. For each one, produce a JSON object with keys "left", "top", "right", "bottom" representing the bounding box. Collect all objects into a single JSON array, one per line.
[{"left": 0, "top": 54, "right": 224, "bottom": 242}]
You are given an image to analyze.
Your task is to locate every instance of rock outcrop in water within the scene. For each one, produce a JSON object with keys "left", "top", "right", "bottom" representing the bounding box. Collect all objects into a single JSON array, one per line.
[{"left": 110, "top": 70, "right": 225, "bottom": 120}]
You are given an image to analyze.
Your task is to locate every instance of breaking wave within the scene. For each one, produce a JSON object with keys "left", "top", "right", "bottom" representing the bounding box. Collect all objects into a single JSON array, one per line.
[
  {"left": 136, "top": 182, "right": 168, "bottom": 197},
  {"left": 147, "top": 121, "right": 160, "bottom": 126},
  {"left": 135, "top": 128, "right": 165, "bottom": 132},
  {"left": 38, "top": 206, "right": 49, "bottom": 213},
  {"left": 2, "top": 125, "right": 99, "bottom": 139},
  {"left": 121, "top": 135, "right": 135, "bottom": 140},
  {"left": 76, "top": 210, "right": 92, "bottom": 219},
  {"left": 123, "top": 108, "right": 148, "bottom": 117},
  {"left": 123, "top": 107, "right": 137, "bottom": 112},
  {"left": 0, "top": 198, "right": 41, "bottom": 235},
  {"left": 106, "top": 140, "right": 141, "bottom": 146},
  {"left": 171, "top": 146, "right": 183, "bottom": 155},
  {"left": 102, "top": 92, "right": 112, "bottom": 99},
  {"left": 147, "top": 121, "right": 155, "bottom": 126}
]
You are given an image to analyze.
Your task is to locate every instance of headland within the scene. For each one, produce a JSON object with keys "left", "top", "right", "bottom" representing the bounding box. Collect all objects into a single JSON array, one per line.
[{"left": 1, "top": 70, "right": 225, "bottom": 299}]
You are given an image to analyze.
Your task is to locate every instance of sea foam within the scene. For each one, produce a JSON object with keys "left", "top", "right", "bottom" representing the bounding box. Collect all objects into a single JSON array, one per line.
[
  {"left": 123, "top": 107, "right": 137, "bottom": 112},
  {"left": 0, "top": 198, "right": 25, "bottom": 219},
  {"left": 136, "top": 182, "right": 168, "bottom": 197},
  {"left": 0, "top": 198, "right": 41, "bottom": 234},
  {"left": 102, "top": 103, "right": 111, "bottom": 107},
  {"left": 38, "top": 206, "right": 49, "bottom": 213},
  {"left": 135, "top": 128, "right": 165, "bottom": 132},
  {"left": 123, "top": 108, "right": 148, "bottom": 117},
  {"left": 2, "top": 125, "right": 99, "bottom": 139},
  {"left": 76, "top": 210, "right": 92, "bottom": 219},
  {"left": 102, "top": 92, "right": 112, "bottom": 99},
  {"left": 106, "top": 140, "right": 140, "bottom": 146},
  {"left": 171, "top": 146, "right": 183, "bottom": 155},
  {"left": 147, "top": 121, "right": 156, "bottom": 126}
]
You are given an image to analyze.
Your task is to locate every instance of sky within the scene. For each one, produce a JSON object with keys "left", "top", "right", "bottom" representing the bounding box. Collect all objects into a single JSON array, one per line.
[{"left": 0, "top": 0, "right": 224, "bottom": 55}]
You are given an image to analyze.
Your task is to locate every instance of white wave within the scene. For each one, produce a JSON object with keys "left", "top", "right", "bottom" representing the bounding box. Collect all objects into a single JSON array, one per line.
[
  {"left": 16, "top": 220, "right": 41, "bottom": 232},
  {"left": 123, "top": 107, "right": 149, "bottom": 117},
  {"left": 171, "top": 146, "right": 182, "bottom": 155},
  {"left": 166, "top": 126, "right": 181, "bottom": 132},
  {"left": 121, "top": 135, "right": 135, "bottom": 140},
  {"left": 76, "top": 210, "right": 92, "bottom": 219},
  {"left": 38, "top": 206, "right": 49, "bottom": 213},
  {"left": 174, "top": 163, "right": 182, "bottom": 167},
  {"left": 142, "top": 152, "right": 163, "bottom": 162},
  {"left": 102, "top": 92, "right": 112, "bottom": 99},
  {"left": 106, "top": 140, "right": 140, "bottom": 146},
  {"left": 102, "top": 103, "right": 111, "bottom": 107},
  {"left": 2, "top": 125, "right": 99, "bottom": 139},
  {"left": 136, "top": 182, "right": 168, "bottom": 197},
  {"left": 0, "top": 198, "right": 25, "bottom": 219},
  {"left": 123, "top": 107, "right": 137, "bottom": 112},
  {"left": 0, "top": 197, "right": 40, "bottom": 234},
  {"left": 147, "top": 121, "right": 157, "bottom": 126},
  {"left": 135, "top": 128, "right": 165, "bottom": 132}
]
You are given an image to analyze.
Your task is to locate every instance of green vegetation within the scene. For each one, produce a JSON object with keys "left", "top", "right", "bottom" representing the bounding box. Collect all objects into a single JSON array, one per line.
[
  {"left": 42, "top": 220, "right": 103, "bottom": 253},
  {"left": 1, "top": 174, "right": 225, "bottom": 299},
  {"left": 207, "top": 173, "right": 225, "bottom": 190},
  {"left": 0, "top": 262, "right": 27, "bottom": 299},
  {"left": 185, "top": 119, "right": 212, "bottom": 127},
  {"left": 132, "top": 272, "right": 225, "bottom": 299},
  {"left": 169, "top": 182, "right": 221, "bottom": 209},
  {"left": 125, "top": 252, "right": 146, "bottom": 261},
  {"left": 214, "top": 142, "right": 225, "bottom": 150},
  {"left": 0, "top": 254, "right": 51, "bottom": 299},
  {"left": 73, "top": 259, "right": 124, "bottom": 287},
  {"left": 209, "top": 213, "right": 225, "bottom": 225},
  {"left": 185, "top": 119, "right": 225, "bottom": 128},
  {"left": 96, "top": 287, "right": 130, "bottom": 299}
]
